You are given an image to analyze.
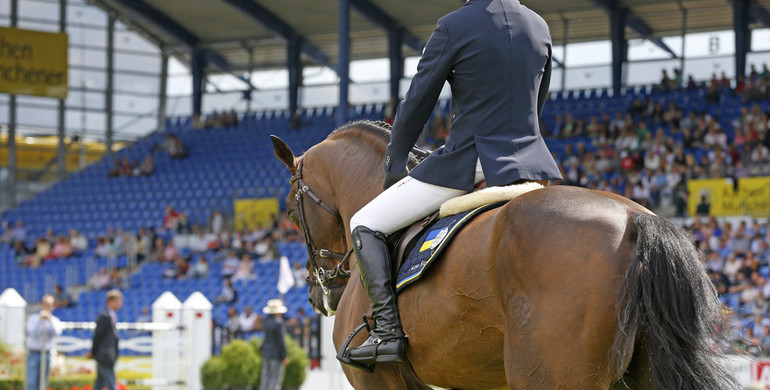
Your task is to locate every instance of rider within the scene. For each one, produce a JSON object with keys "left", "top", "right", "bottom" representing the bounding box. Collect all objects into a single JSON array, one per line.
[{"left": 342, "top": 0, "right": 562, "bottom": 368}]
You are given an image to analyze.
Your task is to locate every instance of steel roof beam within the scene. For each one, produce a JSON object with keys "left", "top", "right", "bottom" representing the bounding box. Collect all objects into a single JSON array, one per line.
[
  {"left": 591, "top": 0, "right": 678, "bottom": 58},
  {"left": 97, "top": 0, "right": 257, "bottom": 88},
  {"left": 220, "top": 0, "right": 331, "bottom": 65},
  {"left": 349, "top": 0, "right": 425, "bottom": 54},
  {"left": 750, "top": 1, "right": 770, "bottom": 26}
]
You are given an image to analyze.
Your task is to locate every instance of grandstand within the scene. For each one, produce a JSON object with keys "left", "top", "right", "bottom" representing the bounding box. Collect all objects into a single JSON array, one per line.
[{"left": 0, "top": 0, "right": 769, "bottom": 389}]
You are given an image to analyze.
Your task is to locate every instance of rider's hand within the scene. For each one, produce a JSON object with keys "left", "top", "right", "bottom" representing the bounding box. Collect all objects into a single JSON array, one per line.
[{"left": 384, "top": 170, "right": 408, "bottom": 190}]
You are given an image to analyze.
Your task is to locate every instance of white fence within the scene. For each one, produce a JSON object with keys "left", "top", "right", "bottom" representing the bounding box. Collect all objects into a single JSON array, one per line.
[{"left": 0, "top": 288, "right": 211, "bottom": 390}]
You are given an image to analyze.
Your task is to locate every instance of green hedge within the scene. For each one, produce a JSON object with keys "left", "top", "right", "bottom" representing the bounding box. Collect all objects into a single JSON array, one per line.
[
  {"left": 201, "top": 336, "right": 309, "bottom": 389},
  {"left": 221, "top": 340, "right": 260, "bottom": 388},
  {"left": 0, "top": 375, "right": 94, "bottom": 390}
]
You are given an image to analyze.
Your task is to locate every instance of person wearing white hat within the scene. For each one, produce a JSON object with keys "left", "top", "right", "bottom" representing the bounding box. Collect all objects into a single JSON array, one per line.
[{"left": 259, "top": 299, "right": 288, "bottom": 390}]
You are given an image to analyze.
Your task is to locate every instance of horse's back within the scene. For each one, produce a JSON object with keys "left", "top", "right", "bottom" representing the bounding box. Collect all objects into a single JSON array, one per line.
[{"left": 399, "top": 186, "right": 643, "bottom": 388}]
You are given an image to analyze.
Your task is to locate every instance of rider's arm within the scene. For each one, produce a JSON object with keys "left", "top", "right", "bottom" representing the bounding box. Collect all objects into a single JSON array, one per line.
[
  {"left": 537, "top": 44, "right": 552, "bottom": 118},
  {"left": 385, "top": 19, "right": 455, "bottom": 177}
]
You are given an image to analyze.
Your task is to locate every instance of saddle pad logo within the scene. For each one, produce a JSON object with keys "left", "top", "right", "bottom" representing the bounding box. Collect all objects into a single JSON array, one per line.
[{"left": 419, "top": 226, "right": 450, "bottom": 252}]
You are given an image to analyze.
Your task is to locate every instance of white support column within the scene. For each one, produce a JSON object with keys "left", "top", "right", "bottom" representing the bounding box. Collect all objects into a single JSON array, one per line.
[
  {"left": 0, "top": 288, "right": 27, "bottom": 351},
  {"left": 182, "top": 292, "right": 212, "bottom": 390},
  {"left": 151, "top": 292, "right": 182, "bottom": 390}
]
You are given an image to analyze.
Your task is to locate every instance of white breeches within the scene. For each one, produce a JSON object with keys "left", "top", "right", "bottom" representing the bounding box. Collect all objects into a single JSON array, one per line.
[{"left": 350, "top": 160, "right": 485, "bottom": 234}]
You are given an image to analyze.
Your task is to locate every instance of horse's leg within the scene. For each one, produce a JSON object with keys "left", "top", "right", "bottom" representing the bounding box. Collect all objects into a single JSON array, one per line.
[{"left": 498, "top": 190, "right": 635, "bottom": 389}]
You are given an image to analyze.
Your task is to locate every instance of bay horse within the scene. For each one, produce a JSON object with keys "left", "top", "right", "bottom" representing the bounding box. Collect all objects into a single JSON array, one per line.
[{"left": 271, "top": 121, "right": 737, "bottom": 390}]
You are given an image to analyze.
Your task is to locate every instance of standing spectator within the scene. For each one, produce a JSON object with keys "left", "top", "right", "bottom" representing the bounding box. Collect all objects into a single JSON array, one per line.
[
  {"left": 259, "top": 299, "right": 288, "bottom": 390},
  {"left": 225, "top": 307, "right": 240, "bottom": 342},
  {"left": 89, "top": 289, "right": 123, "bottom": 390},
  {"left": 25, "top": 294, "right": 62, "bottom": 390},
  {"left": 53, "top": 285, "right": 74, "bottom": 309}
]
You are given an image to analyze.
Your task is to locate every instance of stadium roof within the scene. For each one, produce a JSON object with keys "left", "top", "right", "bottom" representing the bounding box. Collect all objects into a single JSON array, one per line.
[{"left": 88, "top": 0, "right": 770, "bottom": 74}]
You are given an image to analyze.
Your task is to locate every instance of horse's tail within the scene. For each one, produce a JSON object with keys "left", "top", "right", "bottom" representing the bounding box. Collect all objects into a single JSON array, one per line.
[{"left": 612, "top": 213, "right": 738, "bottom": 390}]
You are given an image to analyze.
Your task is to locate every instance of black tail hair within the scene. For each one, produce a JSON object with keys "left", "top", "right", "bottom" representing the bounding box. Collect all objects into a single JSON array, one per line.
[{"left": 613, "top": 213, "right": 739, "bottom": 390}]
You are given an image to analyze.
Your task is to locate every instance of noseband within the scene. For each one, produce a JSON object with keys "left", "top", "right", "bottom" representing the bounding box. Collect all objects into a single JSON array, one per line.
[{"left": 289, "top": 158, "right": 353, "bottom": 296}]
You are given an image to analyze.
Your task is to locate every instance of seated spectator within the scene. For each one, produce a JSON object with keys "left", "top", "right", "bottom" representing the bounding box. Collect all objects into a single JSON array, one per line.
[
  {"left": 12, "top": 241, "right": 30, "bottom": 265},
  {"left": 94, "top": 237, "right": 117, "bottom": 259},
  {"left": 11, "top": 220, "right": 26, "bottom": 243},
  {"left": 189, "top": 230, "right": 209, "bottom": 253},
  {"left": 225, "top": 109, "right": 239, "bottom": 127},
  {"left": 108, "top": 268, "right": 126, "bottom": 289},
  {"left": 162, "top": 134, "right": 187, "bottom": 158},
  {"left": 187, "top": 256, "right": 209, "bottom": 278},
  {"left": 119, "top": 157, "right": 133, "bottom": 177},
  {"left": 49, "top": 236, "right": 72, "bottom": 259},
  {"left": 215, "top": 278, "right": 238, "bottom": 304},
  {"left": 176, "top": 213, "right": 192, "bottom": 235},
  {"left": 53, "top": 284, "right": 74, "bottom": 309},
  {"left": 233, "top": 254, "right": 256, "bottom": 281},
  {"left": 69, "top": 229, "right": 88, "bottom": 253},
  {"left": 221, "top": 251, "right": 239, "bottom": 278},
  {"left": 162, "top": 206, "right": 180, "bottom": 231},
  {"left": 210, "top": 210, "right": 224, "bottom": 235},
  {"left": 137, "top": 307, "right": 151, "bottom": 323},
  {"left": 138, "top": 155, "right": 154, "bottom": 176},
  {"left": 29, "top": 238, "right": 51, "bottom": 268},
  {"left": 173, "top": 257, "right": 189, "bottom": 279},
  {"left": 88, "top": 268, "right": 111, "bottom": 290},
  {"left": 163, "top": 240, "right": 178, "bottom": 262},
  {"left": 108, "top": 157, "right": 120, "bottom": 178},
  {"left": 204, "top": 110, "right": 223, "bottom": 128},
  {"left": 293, "top": 262, "right": 308, "bottom": 288},
  {"left": 0, "top": 222, "right": 13, "bottom": 244},
  {"left": 151, "top": 238, "right": 166, "bottom": 262},
  {"left": 238, "top": 306, "right": 259, "bottom": 333}
]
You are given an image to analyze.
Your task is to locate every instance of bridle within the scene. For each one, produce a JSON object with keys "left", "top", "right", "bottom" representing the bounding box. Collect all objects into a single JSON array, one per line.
[{"left": 289, "top": 158, "right": 353, "bottom": 296}]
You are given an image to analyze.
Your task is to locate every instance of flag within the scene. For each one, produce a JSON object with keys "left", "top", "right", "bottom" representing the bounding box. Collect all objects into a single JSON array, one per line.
[{"left": 277, "top": 256, "right": 295, "bottom": 294}]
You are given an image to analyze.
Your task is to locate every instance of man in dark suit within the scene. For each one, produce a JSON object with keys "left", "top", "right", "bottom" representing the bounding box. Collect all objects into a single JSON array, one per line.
[
  {"left": 343, "top": 0, "right": 561, "bottom": 369},
  {"left": 89, "top": 289, "right": 123, "bottom": 390},
  {"left": 259, "top": 299, "right": 288, "bottom": 390}
]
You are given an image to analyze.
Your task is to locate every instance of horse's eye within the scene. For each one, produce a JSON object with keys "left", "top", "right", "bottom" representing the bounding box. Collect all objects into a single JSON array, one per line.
[{"left": 288, "top": 210, "right": 299, "bottom": 225}]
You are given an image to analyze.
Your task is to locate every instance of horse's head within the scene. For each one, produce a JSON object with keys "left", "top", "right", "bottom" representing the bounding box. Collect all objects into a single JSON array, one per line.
[{"left": 271, "top": 135, "right": 352, "bottom": 316}]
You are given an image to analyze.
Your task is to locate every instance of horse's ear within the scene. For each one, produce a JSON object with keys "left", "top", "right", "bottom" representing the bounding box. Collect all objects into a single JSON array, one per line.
[{"left": 271, "top": 135, "right": 297, "bottom": 175}]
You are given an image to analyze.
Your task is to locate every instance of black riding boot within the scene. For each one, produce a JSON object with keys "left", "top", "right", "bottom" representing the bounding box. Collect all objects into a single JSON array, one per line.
[{"left": 342, "top": 226, "right": 407, "bottom": 367}]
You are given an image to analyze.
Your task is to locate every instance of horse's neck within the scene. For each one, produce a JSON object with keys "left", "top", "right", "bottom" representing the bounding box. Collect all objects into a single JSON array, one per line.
[{"left": 321, "top": 139, "right": 386, "bottom": 233}]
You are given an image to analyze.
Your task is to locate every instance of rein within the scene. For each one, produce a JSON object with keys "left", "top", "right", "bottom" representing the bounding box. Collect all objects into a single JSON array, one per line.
[{"left": 289, "top": 158, "right": 353, "bottom": 296}]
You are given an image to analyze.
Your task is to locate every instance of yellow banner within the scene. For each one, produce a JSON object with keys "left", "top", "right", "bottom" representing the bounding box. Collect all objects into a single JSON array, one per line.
[
  {"left": 0, "top": 27, "right": 68, "bottom": 99},
  {"left": 234, "top": 198, "right": 279, "bottom": 230},
  {"left": 688, "top": 177, "right": 770, "bottom": 217}
]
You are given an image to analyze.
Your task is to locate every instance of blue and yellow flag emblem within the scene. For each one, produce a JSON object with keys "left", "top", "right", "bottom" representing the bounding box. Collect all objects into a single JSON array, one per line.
[{"left": 419, "top": 227, "right": 450, "bottom": 252}]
